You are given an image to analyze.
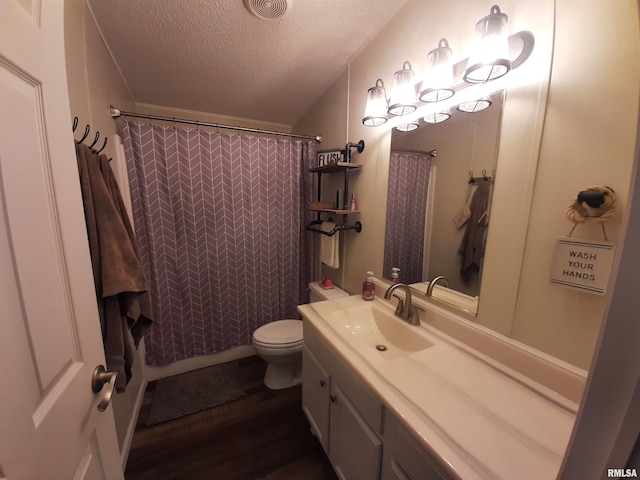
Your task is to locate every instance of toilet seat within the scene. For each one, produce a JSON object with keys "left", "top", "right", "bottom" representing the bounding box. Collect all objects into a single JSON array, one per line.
[{"left": 252, "top": 319, "right": 302, "bottom": 348}]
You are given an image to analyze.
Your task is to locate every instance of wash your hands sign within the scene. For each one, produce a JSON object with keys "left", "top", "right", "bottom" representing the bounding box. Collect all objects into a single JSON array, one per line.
[{"left": 550, "top": 237, "right": 615, "bottom": 295}]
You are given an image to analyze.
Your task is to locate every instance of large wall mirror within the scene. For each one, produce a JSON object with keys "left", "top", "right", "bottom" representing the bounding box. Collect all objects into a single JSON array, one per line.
[{"left": 383, "top": 91, "right": 504, "bottom": 315}]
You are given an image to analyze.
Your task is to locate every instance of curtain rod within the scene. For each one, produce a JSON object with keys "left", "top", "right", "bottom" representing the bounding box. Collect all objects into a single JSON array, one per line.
[
  {"left": 391, "top": 147, "right": 437, "bottom": 158},
  {"left": 110, "top": 106, "right": 322, "bottom": 143}
]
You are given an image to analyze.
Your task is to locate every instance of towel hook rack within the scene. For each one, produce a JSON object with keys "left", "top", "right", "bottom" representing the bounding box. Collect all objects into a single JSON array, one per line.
[
  {"left": 305, "top": 219, "right": 363, "bottom": 237},
  {"left": 73, "top": 116, "right": 111, "bottom": 161}
]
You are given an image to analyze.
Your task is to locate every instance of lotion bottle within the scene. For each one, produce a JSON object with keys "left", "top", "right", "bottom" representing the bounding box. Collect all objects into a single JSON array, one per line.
[{"left": 362, "top": 271, "right": 375, "bottom": 301}]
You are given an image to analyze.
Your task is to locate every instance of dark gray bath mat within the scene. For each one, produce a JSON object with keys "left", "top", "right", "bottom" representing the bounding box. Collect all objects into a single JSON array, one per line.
[{"left": 145, "top": 361, "right": 248, "bottom": 426}]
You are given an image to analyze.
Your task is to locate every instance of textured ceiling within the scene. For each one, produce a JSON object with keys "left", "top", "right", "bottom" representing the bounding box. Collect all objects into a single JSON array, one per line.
[{"left": 88, "top": 0, "right": 410, "bottom": 126}]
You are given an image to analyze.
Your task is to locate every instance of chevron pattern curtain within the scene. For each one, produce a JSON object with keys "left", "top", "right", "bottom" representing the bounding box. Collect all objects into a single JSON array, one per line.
[
  {"left": 383, "top": 150, "right": 433, "bottom": 284},
  {"left": 122, "top": 122, "right": 315, "bottom": 365}
]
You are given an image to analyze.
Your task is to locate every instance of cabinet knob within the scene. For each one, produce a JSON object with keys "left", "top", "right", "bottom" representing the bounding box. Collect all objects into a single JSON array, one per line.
[
  {"left": 330, "top": 394, "right": 337, "bottom": 403},
  {"left": 320, "top": 379, "right": 326, "bottom": 387}
]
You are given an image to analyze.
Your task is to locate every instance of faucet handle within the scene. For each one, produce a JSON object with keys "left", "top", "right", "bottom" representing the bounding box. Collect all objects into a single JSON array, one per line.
[{"left": 408, "top": 305, "right": 424, "bottom": 325}]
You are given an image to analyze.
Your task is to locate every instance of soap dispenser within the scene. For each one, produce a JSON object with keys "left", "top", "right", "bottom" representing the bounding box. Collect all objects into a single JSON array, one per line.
[
  {"left": 362, "top": 271, "right": 375, "bottom": 301},
  {"left": 391, "top": 267, "right": 401, "bottom": 284}
]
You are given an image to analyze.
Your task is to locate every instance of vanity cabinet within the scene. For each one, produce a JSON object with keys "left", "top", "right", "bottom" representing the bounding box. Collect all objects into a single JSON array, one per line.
[
  {"left": 329, "top": 384, "right": 382, "bottom": 480},
  {"left": 302, "top": 320, "right": 452, "bottom": 480},
  {"left": 302, "top": 322, "right": 384, "bottom": 480},
  {"left": 301, "top": 347, "right": 331, "bottom": 453}
]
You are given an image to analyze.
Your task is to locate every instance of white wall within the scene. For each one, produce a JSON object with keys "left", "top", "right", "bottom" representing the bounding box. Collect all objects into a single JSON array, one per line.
[{"left": 510, "top": 0, "right": 640, "bottom": 368}]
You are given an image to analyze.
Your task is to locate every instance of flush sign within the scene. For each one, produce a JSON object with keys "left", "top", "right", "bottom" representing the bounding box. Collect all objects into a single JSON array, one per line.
[
  {"left": 550, "top": 237, "right": 615, "bottom": 295},
  {"left": 317, "top": 148, "right": 344, "bottom": 167}
]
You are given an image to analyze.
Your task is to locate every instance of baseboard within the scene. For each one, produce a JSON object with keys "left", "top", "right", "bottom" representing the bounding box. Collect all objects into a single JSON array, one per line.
[{"left": 144, "top": 344, "right": 257, "bottom": 381}]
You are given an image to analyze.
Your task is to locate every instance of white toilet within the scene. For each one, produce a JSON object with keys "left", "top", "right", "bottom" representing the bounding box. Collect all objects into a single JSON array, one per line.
[{"left": 252, "top": 281, "right": 349, "bottom": 390}]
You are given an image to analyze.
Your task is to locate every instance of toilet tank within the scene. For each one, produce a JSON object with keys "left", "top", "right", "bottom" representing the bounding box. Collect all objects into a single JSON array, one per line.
[{"left": 308, "top": 281, "right": 349, "bottom": 303}]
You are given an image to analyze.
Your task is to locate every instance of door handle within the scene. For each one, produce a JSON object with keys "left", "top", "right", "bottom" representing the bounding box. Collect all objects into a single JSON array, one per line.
[{"left": 91, "top": 365, "right": 118, "bottom": 412}]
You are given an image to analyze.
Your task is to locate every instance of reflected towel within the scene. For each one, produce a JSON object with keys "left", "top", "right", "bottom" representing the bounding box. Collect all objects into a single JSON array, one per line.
[
  {"left": 458, "top": 180, "right": 490, "bottom": 275},
  {"left": 320, "top": 222, "right": 340, "bottom": 269}
]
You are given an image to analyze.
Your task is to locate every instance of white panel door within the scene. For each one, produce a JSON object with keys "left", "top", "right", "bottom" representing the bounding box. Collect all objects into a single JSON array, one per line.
[{"left": 0, "top": 1, "right": 122, "bottom": 478}]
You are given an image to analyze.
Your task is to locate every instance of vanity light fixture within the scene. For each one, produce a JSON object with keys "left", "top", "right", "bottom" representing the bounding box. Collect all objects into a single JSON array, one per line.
[
  {"left": 423, "top": 109, "right": 451, "bottom": 124},
  {"left": 463, "top": 5, "right": 512, "bottom": 83},
  {"left": 395, "top": 122, "right": 420, "bottom": 132},
  {"left": 457, "top": 97, "right": 492, "bottom": 113},
  {"left": 388, "top": 61, "right": 417, "bottom": 116},
  {"left": 362, "top": 79, "right": 389, "bottom": 127},
  {"left": 419, "top": 39, "right": 455, "bottom": 103},
  {"left": 362, "top": 5, "right": 533, "bottom": 128}
]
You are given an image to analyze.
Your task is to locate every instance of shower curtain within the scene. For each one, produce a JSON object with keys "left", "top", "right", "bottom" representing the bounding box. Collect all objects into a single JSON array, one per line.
[
  {"left": 383, "top": 150, "right": 433, "bottom": 284},
  {"left": 122, "top": 122, "right": 316, "bottom": 365}
]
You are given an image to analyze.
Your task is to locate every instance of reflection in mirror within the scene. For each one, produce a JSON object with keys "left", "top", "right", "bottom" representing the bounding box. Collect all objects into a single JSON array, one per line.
[{"left": 383, "top": 91, "right": 505, "bottom": 314}]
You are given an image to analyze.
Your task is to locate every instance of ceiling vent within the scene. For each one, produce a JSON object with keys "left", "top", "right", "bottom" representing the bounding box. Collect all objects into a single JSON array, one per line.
[{"left": 243, "top": 0, "right": 290, "bottom": 20}]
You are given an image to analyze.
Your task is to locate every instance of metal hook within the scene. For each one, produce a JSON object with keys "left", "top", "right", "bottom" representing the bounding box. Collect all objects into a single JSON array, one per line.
[
  {"left": 89, "top": 131, "right": 101, "bottom": 149},
  {"left": 78, "top": 125, "right": 90, "bottom": 143},
  {"left": 96, "top": 136, "right": 108, "bottom": 154},
  {"left": 468, "top": 171, "right": 475, "bottom": 184},
  {"left": 482, "top": 169, "right": 488, "bottom": 180},
  {"left": 72, "top": 116, "right": 78, "bottom": 132}
]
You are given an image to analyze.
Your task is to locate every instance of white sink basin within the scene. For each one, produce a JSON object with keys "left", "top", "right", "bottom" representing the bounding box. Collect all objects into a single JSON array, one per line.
[{"left": 322, "top": 302, "right": 434, "bottom": 360}]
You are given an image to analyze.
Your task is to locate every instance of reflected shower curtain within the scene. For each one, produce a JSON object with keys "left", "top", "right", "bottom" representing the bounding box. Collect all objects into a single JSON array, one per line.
[
  {"left": 122, "top": 122, "right": 315, "bottom": 365},
  {"left": 383, "top": 150, "right": 433, "bottom": 284}
]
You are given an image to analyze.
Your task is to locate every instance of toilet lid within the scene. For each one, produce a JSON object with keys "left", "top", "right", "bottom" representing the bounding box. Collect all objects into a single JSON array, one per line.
[{"left": 253, "top": 319, "right": 303, "bottom": 345}]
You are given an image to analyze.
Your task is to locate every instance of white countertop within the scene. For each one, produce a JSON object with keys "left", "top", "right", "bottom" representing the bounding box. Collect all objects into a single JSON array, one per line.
[{"left": 298, "top": 295, "right": 576, "bottom": 480}]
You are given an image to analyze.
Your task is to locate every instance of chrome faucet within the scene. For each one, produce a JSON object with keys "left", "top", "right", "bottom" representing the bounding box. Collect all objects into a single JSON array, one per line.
[
  {"left": 383, "top": 283, "right": 421, "bottom": 326},
  {"left": 426, "top": 275, "right": 450, "bottom": 297}
]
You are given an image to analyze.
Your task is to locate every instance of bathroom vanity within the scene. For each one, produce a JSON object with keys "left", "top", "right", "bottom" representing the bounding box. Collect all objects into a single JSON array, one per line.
[
  {"left": 298, "top": 294, "right": 578, "bottom": 480},
  {"left": 303, "top": 317, "right": 449, "bottom": 479}
]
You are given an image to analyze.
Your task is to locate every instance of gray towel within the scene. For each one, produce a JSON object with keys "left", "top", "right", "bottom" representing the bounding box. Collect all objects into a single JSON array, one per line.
[{"left": 458, "top": 180, "right": 490, "bottom": 275}]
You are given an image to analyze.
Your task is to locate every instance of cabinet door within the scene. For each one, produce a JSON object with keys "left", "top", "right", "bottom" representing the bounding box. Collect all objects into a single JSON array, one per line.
[
  {"left": 302, "top": 347, "right": 331, "bottom": 453},
  {"left": 329, "top": 385, "right": 382, "bottom": 480},
  {"left": 381, "top": 414, "right": 451, "bottom": 480}
]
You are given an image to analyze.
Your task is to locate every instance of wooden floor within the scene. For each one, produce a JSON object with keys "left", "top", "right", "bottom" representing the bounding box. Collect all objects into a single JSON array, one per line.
[{"left": 125, "top": 357, "right": 338, "bottom": 480}]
